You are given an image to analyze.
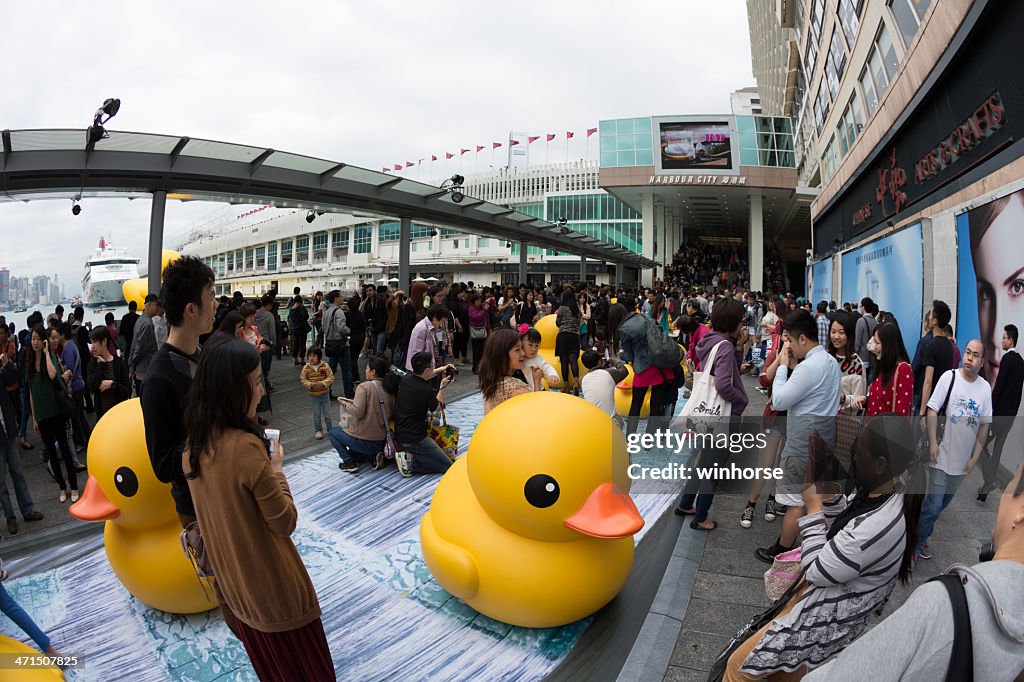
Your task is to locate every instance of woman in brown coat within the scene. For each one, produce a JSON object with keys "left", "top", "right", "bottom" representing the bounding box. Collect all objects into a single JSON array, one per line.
[{"left": 183, "top": 339, "right": 334, "bottom": 680}]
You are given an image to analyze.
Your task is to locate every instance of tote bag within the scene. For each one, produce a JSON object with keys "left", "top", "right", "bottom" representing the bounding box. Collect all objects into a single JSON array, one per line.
[{"left": 675, "top": 339, "right": 732, "bottom": 433}]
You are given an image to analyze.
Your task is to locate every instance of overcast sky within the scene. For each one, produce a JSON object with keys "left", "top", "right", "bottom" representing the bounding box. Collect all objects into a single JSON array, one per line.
[{"left": 1, "top": 0, "right": 753, "bottom": 295}]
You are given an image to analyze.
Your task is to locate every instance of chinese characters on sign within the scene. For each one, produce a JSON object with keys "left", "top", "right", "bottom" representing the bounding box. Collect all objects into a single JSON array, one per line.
[
  {"left": 875, "top": 147, "right": 908, "bottom": 216},
  {"left": 648, "top": 175, "right": 747, "bottom": 185}
]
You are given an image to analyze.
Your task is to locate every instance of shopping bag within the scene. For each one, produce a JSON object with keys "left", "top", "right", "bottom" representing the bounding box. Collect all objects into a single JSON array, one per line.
[
  {"left": 428, "top": 407, "right": 460, "bottom": 461},
  {"left": 675, "top": 340, "right": 732, "bottom": 433},
  {"left": 764, "top": 548, "right": 802, "bottom": 601}
]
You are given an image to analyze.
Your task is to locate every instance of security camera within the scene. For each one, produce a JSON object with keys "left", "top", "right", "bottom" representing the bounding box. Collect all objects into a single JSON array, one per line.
[{"left": 72, "top": 202, "right": 82, "bottom": 216}]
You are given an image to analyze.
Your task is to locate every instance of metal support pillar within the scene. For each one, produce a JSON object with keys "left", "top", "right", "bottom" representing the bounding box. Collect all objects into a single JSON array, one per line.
[
  {"left": 579, "top": 255, "right": 587, "bottom": 284},
  {"left": 399, "top": 217, "right": 411, "bottom": 289},
  {"left": 147, "top": 189, "right": 167, "bottom": 297},
  {"left": 641, "top": 194, "right": 655, "bottom": 287},
  {"left": 519, "top": 241, "right": 529, "bottom": 284},
  {"left": 749, "top": 194, "right": 764, "bottom": 292}
]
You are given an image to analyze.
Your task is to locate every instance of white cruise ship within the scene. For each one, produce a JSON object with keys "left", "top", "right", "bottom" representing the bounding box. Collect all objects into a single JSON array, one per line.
[{"left": 81, "top": 237, "right": 140, "bottom": 307}]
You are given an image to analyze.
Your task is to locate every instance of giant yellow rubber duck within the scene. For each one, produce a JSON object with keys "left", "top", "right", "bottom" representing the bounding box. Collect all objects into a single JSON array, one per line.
[
  {"left": 122, "top": 249, "right": 180, "bottom": 309},
  {"left": 532, "top": 314, "right": 586, "bottom": 386},
  {"left": 0, "top": 635, "right": 64, "bottom": 680},
  {"left": 421, "top": 391, "right": 643, "bottom": 628},
  {"left": 70, "top": 399, "right": 217, "bottom": 614}
]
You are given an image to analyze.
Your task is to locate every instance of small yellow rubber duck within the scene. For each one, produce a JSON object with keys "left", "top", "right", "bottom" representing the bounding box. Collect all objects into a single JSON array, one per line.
[
  {"left": 70, "top": 399, "right": 217, "bottom": 614},
  {"left": 420, "top": 391, "right": 643, "bottom": 628}
]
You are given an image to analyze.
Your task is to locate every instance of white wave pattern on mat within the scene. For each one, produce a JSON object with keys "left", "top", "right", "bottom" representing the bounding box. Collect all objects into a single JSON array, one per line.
[{"left": 0, "top": 395, "right": 681, "bottom": 681}]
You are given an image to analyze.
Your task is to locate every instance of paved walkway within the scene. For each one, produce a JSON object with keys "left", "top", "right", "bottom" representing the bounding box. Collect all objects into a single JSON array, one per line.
[
  {"left": 1, "top": 351, "right": 481, "bottom": 548},
  {"left": 662, "top": 375, "right": 1002, "bottom": 681}
]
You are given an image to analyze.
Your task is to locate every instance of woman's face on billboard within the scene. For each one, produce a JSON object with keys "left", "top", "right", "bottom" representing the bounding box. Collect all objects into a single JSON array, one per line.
[{"left": 973, "top": 196, "right": 1024, "bottom": 385}]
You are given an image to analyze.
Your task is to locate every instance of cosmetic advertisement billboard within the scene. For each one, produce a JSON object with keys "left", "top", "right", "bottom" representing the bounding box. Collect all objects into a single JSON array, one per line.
[{"left": 840, "top": 222, "right": 924, "bottom": 351}]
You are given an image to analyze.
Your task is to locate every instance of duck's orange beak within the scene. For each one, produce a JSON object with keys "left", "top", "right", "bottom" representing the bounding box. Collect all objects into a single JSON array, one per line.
[
  {"left": 69, "top": 475, "right": 120, "bottom": 521},
  {"left": 564, "top": 482, "right": 644, "bottom": 539}
]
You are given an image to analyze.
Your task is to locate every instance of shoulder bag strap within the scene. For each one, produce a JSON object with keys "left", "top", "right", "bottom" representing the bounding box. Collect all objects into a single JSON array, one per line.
[
  {"left": 369, "top": 380, "right": 392, "bottom": 436},
  {"left": 938, "top": 369, "right": 956, "bottom": 416},
  {"left": 929, "top": 573, "right": 973, "bottom": 682}
]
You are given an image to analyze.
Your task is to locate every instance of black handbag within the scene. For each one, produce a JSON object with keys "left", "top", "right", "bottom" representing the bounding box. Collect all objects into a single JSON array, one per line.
[
  {"left": 706, "top": 577, "right": 805, "bottom": 681},
  {"left": 52, "top": 357, "right": 75, "bottom": 419}
]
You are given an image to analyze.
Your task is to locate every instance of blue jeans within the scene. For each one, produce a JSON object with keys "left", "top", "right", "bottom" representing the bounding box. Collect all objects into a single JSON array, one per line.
[
  {"left": 0, "top": 438, "right": 34, "bottom": 522},
  {"left": 404, "top": 435, "right": 451, "bottom": 474},
  {"left": 916, "top": 467, "right": 965, "bottom": 552},
  {"left": 0, "top": 582, "right": 50, "bottom": 650},
  {"left": 327, "top": 352, "right": 355, "bottom": 399},
  {"left": 310, "top": 394, "right": 331, "bottom": 434},
  {"left": 327, "top": 427, "right": 384, "bottom": 465},
  {"left": 18, "top": 386, "right": 30, "bottom": 439},
  {"left": 371, "top": 331, "right": 388, "bottom": 356}
]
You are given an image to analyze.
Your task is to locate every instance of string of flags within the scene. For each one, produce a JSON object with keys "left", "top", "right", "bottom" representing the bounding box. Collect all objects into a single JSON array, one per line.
[{"left": 381, "top": 128, "right": 600, "bottom": 173}]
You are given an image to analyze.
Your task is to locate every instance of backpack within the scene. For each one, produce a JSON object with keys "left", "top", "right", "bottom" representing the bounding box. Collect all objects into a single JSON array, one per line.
[{"left": 639, "top": 313, "right": 683, "bottom": 368}]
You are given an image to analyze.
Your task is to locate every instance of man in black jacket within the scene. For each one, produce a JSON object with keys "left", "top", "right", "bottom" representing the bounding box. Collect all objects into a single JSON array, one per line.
[
  {"left": 118, "top": 301, "right": 140, "bottom": 359},
  {"left": 979, "top": 324, "right": 1024, "bottom": 500}
]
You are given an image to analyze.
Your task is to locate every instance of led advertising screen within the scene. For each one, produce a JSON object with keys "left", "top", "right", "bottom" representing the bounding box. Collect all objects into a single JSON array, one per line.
[
  {"left": 658, "top": 122, "right": 733, "bottom": 170},
  {"left": 840, "top": 222, "right": 924, "bottom": 352}
]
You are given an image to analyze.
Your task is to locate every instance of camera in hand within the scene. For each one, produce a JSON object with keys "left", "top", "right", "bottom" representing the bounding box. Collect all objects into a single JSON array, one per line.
[
  {"left": 445, "top": 365, "right": 458, "bottom": 380},
  {"left": 263, "top": 428, "right": 280, "bottom": 459}
]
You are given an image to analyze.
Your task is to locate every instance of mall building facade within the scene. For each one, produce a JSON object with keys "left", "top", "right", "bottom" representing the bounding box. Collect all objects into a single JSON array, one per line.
[{"left": 749, "top": 0, "right": 1024, "bottom": 471}]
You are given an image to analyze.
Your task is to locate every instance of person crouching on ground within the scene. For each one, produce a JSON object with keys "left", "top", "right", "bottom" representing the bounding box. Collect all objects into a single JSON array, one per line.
[
  {"left": 183, "top": 338, "right": 335, "bottom": 680},
  {"left": 394, "top": 351, "right": 455, "bottom": 477},
  {"left": 299, "top": 347, "right": 334, "bottom": 441},
  {"left": 331, "top": 355, "right": 400, "bottom": 474},
  {"left": 519, "top": 325, "right": 560, "bottom": 392},
  {"left": 725, "top": 416, "right": 923, "bottom": 680},
  {"left": 580, "top": 350, "right": 628, "bottom": 429}
]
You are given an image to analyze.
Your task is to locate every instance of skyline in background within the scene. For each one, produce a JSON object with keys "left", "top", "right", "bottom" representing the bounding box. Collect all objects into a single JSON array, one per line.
[{"left": 0, "top": 0, "right": 754, "bottom": 295}]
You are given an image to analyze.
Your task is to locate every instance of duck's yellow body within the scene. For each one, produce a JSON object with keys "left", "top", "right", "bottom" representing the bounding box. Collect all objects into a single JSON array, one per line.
[
  {"left": 70, "top": 399, "right": 216, "bottom": 614},
  {"left": 0, "top": 635, "right": 64, "bottom": 680},
  {"left": 420, "top": 391, "right": 643, "bottom": 628}
]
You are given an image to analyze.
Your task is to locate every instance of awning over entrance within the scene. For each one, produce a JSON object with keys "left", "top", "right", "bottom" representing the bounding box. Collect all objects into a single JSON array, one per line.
[{"left": 0, "top": 129, "right": 656, "bottom": 270}]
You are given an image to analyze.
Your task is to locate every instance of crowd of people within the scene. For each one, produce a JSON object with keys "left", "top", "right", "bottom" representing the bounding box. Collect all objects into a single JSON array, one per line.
[{"left": 0, "top": 250, "right": 1020, "bottom": 678}]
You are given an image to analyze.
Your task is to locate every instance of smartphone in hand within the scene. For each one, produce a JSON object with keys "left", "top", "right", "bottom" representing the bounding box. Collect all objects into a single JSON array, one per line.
[{"left": 263, "top": 428, "right": 280, "bottom": 459}]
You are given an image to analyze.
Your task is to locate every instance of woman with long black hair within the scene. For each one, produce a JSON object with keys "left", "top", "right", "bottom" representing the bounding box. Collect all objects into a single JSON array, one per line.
[
  {"left": 25, "top": 324, "right": 78, "bottom": 503},
  {"left": 554, "top": 288, "right": 582, "bottom": 394},
  {"left": 183, "top": 339, "right": 334, "bottom": 680},
  {"left": 850, "top": 323, "right": 914, "bottom": 417},
  {"left": 724, "top": 416, "right": 925, "bottom": 680},
  {"left": 826, "top": 311, "right": 866, "bottom": 410}
]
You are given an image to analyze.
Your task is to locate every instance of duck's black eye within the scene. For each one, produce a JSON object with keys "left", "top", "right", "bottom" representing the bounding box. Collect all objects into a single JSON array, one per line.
[
  {"left": 524, "top": 474, "right": 560, "bottom": 508},
  {"left": 114, "top": 467, "right": 138, "bottom": 497}
]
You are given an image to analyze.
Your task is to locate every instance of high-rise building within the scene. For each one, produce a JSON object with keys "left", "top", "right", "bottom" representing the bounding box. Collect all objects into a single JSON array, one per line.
[
  {"left": 730, "top": 87, "right": 764, "bottom": 116},
  {"left": 0, "top": 268, "right": 9, "bottom": 304},
  {"left": 752, "top": 0, "right": 1024, "bottom": 425}
]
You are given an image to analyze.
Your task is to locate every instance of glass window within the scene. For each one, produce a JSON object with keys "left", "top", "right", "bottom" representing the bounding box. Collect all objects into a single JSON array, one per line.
[
  {"left": 295, "top": 235, "right": 309, "bottom": 264},
  {"left": 281, "top": 239, "right": 293, "bottom": 266},
  {"left": 741, "top": 149, "right": 759, "bottom": 165},
  {"left": 825, "top": 27, "right": 847, "bottom": 99},
  {"left": 478, "top": 238, "right": 489, "bottom": 247},
  {"left": 890, "top": 0, "right": 930, "bottom": 48},
  {"left": 312, "top": 231, "right": 328, "bottom": 252},
  {"left": 859, "top": 66, "right": 879, "bottom": 115},
  {"left": 601, "top": 150, "right": 617, "bottom": 167},
  {"left": 411, "top": 242, "right": 417, "bottom": 253},
  {"left": 838, "top": 0, "right": 863, "bottom": 48},
  {"left": 618, "top": 119, "right": 634, "bottom": 135},
  {"left": 353, "top": 224, "right": 372, "bottom": 254},
  {"left": 821, "top": 135, "right": 840, "bottom": 182},
  {"left": 617, "top": 150, "right": 635, "bottom": 166},
  {"left": 636, "top": 148, "right": 653, "bottom": 165},
  {"left": 804, "top": 37, "right": 818, "bottom": 81},
  {"left": 267, "top": 242, "right": 277, "bottom": 271},
  {"left": 379, "top": 221, "right": 399, "bottom": 243},
  {"left": 244, "top": 249, "right": 254, "bottom": 270},
  {"left": 634, "top": 117, "right": 652, "bottom": 133},
  {"left": 810, "top": 0, "right": 824, "bottom": 39},
  {"left": 838, "top": 92, "right": 865, "bottom": 155},
  {"left": 331, "top": 230, "right": 346, "bottom": 247},
  {"left": 255, "top": 246, "right": 266, "bottom": 269},
  {"left": 877, "top": 23, "right": 898, "bottom": 81},
  {"left": 814, "top": 80, "right": 831, "bottom": 135}
]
